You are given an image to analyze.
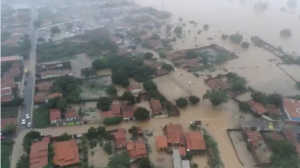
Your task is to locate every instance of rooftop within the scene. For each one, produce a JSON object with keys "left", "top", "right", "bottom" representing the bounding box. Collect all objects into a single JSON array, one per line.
[
  {"left": 143, "top": 60, "right": 162, "bottom": 69},
  {"left": 47, "top": 93, "right": 63, "bottom": 99},
  {"left": 150, "top": 99, "right": 163, "bottom": 115},
  {"left": 185, "top": 132, "right": 206, "bottom": 151},
  {"left": 65, "top": 109, "right": 77, "bottom": 119},
  {"left": 247, "top": 100, "right": 267, "bottom": 115},
  {"left": 40, "top": 70, "right": 59, "bottom": 79},
  {"left": 30, "top": 136, "right": 50, "bottom": 168},
  {"left": 1, "top": 79, "right": 15, "bottom": 89},
  {"left": 242, "top": 127, "right": 264, "bottom": 147},
  {"left": 127, "top": 85, "right": 143, "bottom": 92},
  {"left": 179, "top": 146, "right": 186, "bottom": 156},
  {"left": 36, "top": 82, "right": 53, "bottom": 91},
  {"left": 156, "top": 135, "right": 167, "bottom": 149},
  {"left": 1, "top": 55, "right": 21, "bottom": 63},
  {"left": 1, "top": 94, "right": 14, "bottom": 103},
  {"left": 165, "top": 123, "right": 185, "bottom": 145},
  {"left": 112, "top": 129, "right": 127, "bottom": 149},
  {"left": 121, "top": 105, "right": 138, "bottom": 119},
  {"left": 49, "top": 109, "right": 61, "bottom": 121},
  {"left": 283, "top": 98, "right": 300, "bottom": 120},
  {"left": 53, "top": 139, "right": 80, "bottom": 167},
  {"left": 127, "top": 141, "right": 147, "bottom": 159},
  {"left": 1, "top": 87, "right": 12, "bottom": 96},
  {"left": 34, "top": 92, "right": 48, "bottom": 103},
  {"left": 172, "top": 148, "right": 182, "bottom": 168},
  {"left": 206, "top": 78, "right": 230, "bottom": 90}
]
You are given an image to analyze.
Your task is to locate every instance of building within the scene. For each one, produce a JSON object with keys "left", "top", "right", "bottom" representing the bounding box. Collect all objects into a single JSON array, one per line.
[
  {"left": 143, "top": 60, "right": 162, "bottom": 69},
  {"left": 50, "top": 109, "right": 61, "bottom": 124},
  {"left": 1, "top": 55, "right": 23, "bottom": 64},
  {"left": 179, "top": 146, "right": 186, "bottom": 157},
  {"left": 127, "top": 85, "right": 143, "bottom": 94},
  {"left": 30, "top": 136, "right": 50, "bottom": 168},
  {"left": 40, "top": 70, "right": 60, "bottom": 79},
  {"left": 148, "top": 40, "right": 164, "bottom": 50},
  {"left": 167, "top": 50, "right": 186, "bottom": 61},
  {"left": 1, "top": 94, "right": 14, "bottom": 104},
  {"left": 156, "top": 135, "right": 167, "bottom": 150},
  {"left": 118, "top": 46, "right": 132, "bottom": 56},
  {"left": 47, "top": 92, "right": 63, "bottom": 100},
  {"left": 35, "top": 82, "right": 53, "bottom": 92},
  {"left": 185, "top": 132, "right": 206, "bottom": 155},
  {"left": 53, "top": 139, "right": 80, "bottom": 167},
  {"left": 206, "top": 78, "right": 230, "bottom": 90},
  {"left": 102, "top": 104, "right": 122, "bottom": 119},
  {"left": 247, "top": 100, "right": 267, "bottom": 115},
  {"left": 242, "top": 128, "right": 263, "bottom": 148},
  {"left": 121, "top": 105, "right": 138, "bottom": 121},
  {"left": 164, "top": 123, "right": 185, "bottom": 146},
  {"left": 150, "top": 99, "right": 164, "bottom": 116},
  {"left": 37, "top": 61, "right": 64, "bottom": 70},
  {"left": 112, "top": 129, "right": 127, "bottom": 149},
  {"left": 127, "top": 141, "right": 147, "bottom": 161},
  {"left": 175, "top": 58, "right": 202, "bottom": 69},
  {"left": 34, "top": 92, "right": 48, "bottom": 104},
  {"left": 172, "top": 148, "right": 182, "bottom": 168},
  {"left": 282, "top": 98, "right": 300, "bottom": 122},
  {"left": 65, "top": 109, "right": 77, "bottom": 122},
  {"left": 266, "top": 104, "right": 280, "bottom": 119}
]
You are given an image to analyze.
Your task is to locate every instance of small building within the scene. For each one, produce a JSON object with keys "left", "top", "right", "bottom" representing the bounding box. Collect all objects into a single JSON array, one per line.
[
  {"left": 206, "top": 78, "right": 230, "bottom": 90},
  {"left": 112, "top": 129, "right": 127, "bottom": 149},
  {"left": 40, "top": 70, "right": 60, "bottom": 79},
  {"left": 53, "top": 139, "right": 80, "bottom": 167},
  {"left": 65, "top": 109, "right": 77, "bottom": 122},
  {"left": 164, "top": 123, "right": 185, "bottom": 146},
  {"left": 175, "top": 58, "right": 202, "bottom": 69},
  {"left": 179, "top": 146, "right": 186, "bottom": 157},
  {"left": 1, "top": 55, "right": 23, "bottom": 64},
  {"left": 34, "top": 92, "right": 48, "bottom": 104},
  {"left": 37, "top": 61, "right": 64, "bottom": 70},
  {"left": 282, "top": 98, "right": 300, "bottom": 122},
  {"left": 185, "top": 132, "right": 206, "bottom": 155},
  {"left": 30, "top": 136, "right": 50, "bottom": 168},
  {"left": 172, "top": 148, "right": 182, "bottom": 168},
  {"left": 121, "top": 105, "right": 138, "bottom": 121},
  {"left": 148, "top": 40, "right": 164, "bottom": 50},
  {"left": 46, "top": 92, "right": 63, "bottom": 101},
  {"left": 102, "top": 104, "right": 122, "bottom": 119},
  {"left": 1, "top": 87, "right": 12, "bottom": 96},
  {"left": 150, "top": 99, "right": 164, "bottom": 116},
  {"left": 242, "top": 127, "right": 264, "bottom": 148},
  {"left": 35, "top": 82, "right": 53, "bottom": 92},
  {"left": 50, "top": 109, "right": 61, "bottom": 124},
  {"left": 247, "top": 100, "right": 267, "bottom": 116},
  {"left": 127, "top": 141, "right": 147, "bottom": 161},
  {"left": 156, "top": 135, "right": 167, "bottom": 150},
  {"left": 167, "top": 52, "right": 186, "bottom": 61},
  {"left": 127, "top": 85, "right": 143, "bottom": 94},
  {"left": 118, "top": 46, "right": 132, "bottom": 56}
]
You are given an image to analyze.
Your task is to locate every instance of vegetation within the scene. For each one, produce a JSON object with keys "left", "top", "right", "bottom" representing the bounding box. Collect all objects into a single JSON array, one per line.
[
  {"left": 1, "top": 31, "right": 11, "bottom": 42},
  {"left": 239, "top": 102, "right": 252, "bottom": 112},
  {"left": 50, "top": 26, "right": 61, "bottom": 35},
  {"left": 203, "top": 133, "right": 224, "bottom": 168},
  {"left": 221, "top": 34, "right": 228, "bottom": 40},
  {"left": 232, "top": 81, "right": 246, "bottom": 92},
  {"left": 4, "top": 124, "right": 15, "bottom": 133},
  {"left": 10, "top": 97, "right": 24, "bottom": 106},
  {"left": 227, "top": 72, "right": 247, "bottom": 92},
  {"left": 103, "top": 116, "right": 122, "bottom": 125},
  {"left": 159, "top": 52, "right": 166, "bottom": 58},
  {"left": 1, "top": 34, "right": 31, "bottom": 58},
  {"left": 23, "top": 131, "right": 42, "bottom": 153},
  {"left": 106, "top": 85, "right": 117, "bottom": 96},
  {"left": 203, "top": 24, "right": 209, "bottom": 30},
  {"left": 229, "top": 33, "right": 243, "bottom": 44},
  {"left": 251, "top": 91, "right": 267, "bottom": 105},
  {"left": 103, "top": 142, "right": 113, "bottom": 155},
  {"left": 134, "top": 108, "right": 150, "bottom": 120},
  {"left": 186, "top": 50, "right": 198, "bottom": 59},
  {"left": 52, "top": 76, "right": 82, "bottom": 103},
  {"left": 56, "top": 133, "right": 72, "bottom": 141},
  {"left": 188, "top": 95, "right": 200, "bottom": 105},
  {"left": 161, "top": 63, "right": 174, "bottom": 72},
  {"left": 143, "top": 80, "right": 157, "bottom": 91},
  {"left": 47, "top": 97, "right": 67, "bottom": 110},
  {"left": 280, "top": 29, "right": 292, "bottom": 37},
  {"left": 1, "top": 140, "right": 14, "bottom": 168},
  {"left": 241, "top": 41, "right": 250, "bottom": 48},
  {"left": 174, "top": 26, "right": 183, "bottom": 36},
  {"left": 138, "top": 157, "right": 151, "bottom": 168},
  {"left": 16, "top": 154, "right": 29, "bottom": 168},
  {"left": 106, "top": 152, "right": 129, "bottom": 168},
  {"left": 97, "top": 97, "right": 112, "bottom": 111},
  {"left": 267, "top": 93, "right": 283, "bottom": 106},
  {"left": 148, "top": 90, "right": 167, "bottom": 104},
  {"left": 37, "top": 37, "right": 46, "bottom": 43},
  {"left": 203, "top": 89, "right": 229, "bottom": 107},
  {"left": 176, "top": 97, "right": 189, "bottom": 108},
  {"left": 122, "top": 91, "right": 136, "bottom": 105},
  {"left": 270, "top": 140, "right": 299, "bottom": 168},
  {"left": 81, "top": 67, "right": 96, "bottom": 78},
  {"left": 33, "top": 20, "right": 41, "bottom": 28},
  {"left": 144, "top": 52, "right": 154, "bottom": 59},
  {"left": 189, "top": 123, "right": 198, "bottom": 130},
  {"left": 33, "top": 105, "right": 49, "bottom": 128},
  {"left": 296, "top": 82, "right": 300, "bottom": 91}
]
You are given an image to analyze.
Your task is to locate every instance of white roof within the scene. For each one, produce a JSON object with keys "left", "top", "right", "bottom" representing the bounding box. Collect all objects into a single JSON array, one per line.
[
  {"left": 182, "top": 160, "right": 190, "bottom": 168},
  {"left": 172, "top": 149, "right": 182, "bottom": 168}
]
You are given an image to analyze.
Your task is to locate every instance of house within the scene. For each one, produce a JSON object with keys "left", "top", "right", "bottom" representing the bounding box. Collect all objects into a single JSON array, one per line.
[
  {"left": 65, "top": 109, "right": 77, "bottom": 122},
  {"left": 185, "top": 132, "right": 206, "bottom": 155},
  {"left": 175, "top": 58, "right": 202, "bottom": 69},
  {"left": 1, "top": 87, "right": 12, "bottom": 96},
  {"left": 49, "top": 109, "right": 61, "bottom": 124},
  {"left": 1, "top": 78, "right": 15, "bottom": 89},
  {"left": 1, "top": 118, "right": 17, "bottom": 130},
  {"left": 143, "top": 60, "right": 162, "bottom": 69},
  {"left": 40, "top": 70, "right": 60, "bottom": 79},
  {"left": 247, "top": 100, "right": 267, "bottom": 115},
  {"left": 1, "top": 55, "right": 23, "bottom": 64},
  {"left": 242, "top": 127, "right": 264, "bottom": 148},
  {"left": 112, "top": 129, "right": 127, "bottom": 149},
  {"left": 179, "top": 146, "right": 186, "bottom": 157},
  {"left": 47, "top": 92, "right": 63, "bottom": 100},
  {"left": 131, "top": 49, "right": 144, "bottom": 57},
  {"left": 53, "top": 139, "right": 80, "bottom": 167},
  {"left": 156, "top": 135, "right": 167, "bottom": 150},
  {"left": 35, "top": 82, "right": 53, "bottom": 92},
  {"left": 150, "top": 99, "right": 163, "bottom": 116},
  {"left": 127, "top": 141, "right": 147, "bottom": 161},
  {"left": 30, "top": 136, "right": 50, "bottom": 168},
  {"left": 172, "top": 148, "right": 182, "bottom": 168},
  {"left": 164, "top": 123, "right": 185, "bottom": 146},
  {"left": 34, "top": 92, "right": 48, "bottom": 104},
  {"left": 102, "top": 104, "right": 122, "bottom": 118},
  {"left": 282, "top": 98, "right": 300, "bottom": 122},
  {"left": 121, "top": 105, "right": 138, "bottom": 121},
  {"left": 37, "top": 61, "right": 63, "bottom": 70},
  {"left": 127, "top": 85, "right": 143, "bottom": 94},
  {"left": 118, "top": 46, "right": 132, "bottom": 56},
  {"left": 206, "top": 78, "right": 230, "bottom": 90},
  {"left": 148, "top": 40, "right": 164, "bottom": 50},
  {"left": 266, "top": 104, "right": 280, "bottom": 119},
  {"left": 1, "top": 94, "right": 14, "bottom": 104}
]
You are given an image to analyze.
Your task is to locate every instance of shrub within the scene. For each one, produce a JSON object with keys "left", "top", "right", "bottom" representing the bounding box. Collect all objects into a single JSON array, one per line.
[
  {"left": 143, "top": 81, "right": 157, "bottom": 91},
  {"left": 280, "top": 29, "right": 292, "bottom": 37},
  {"left": 241, "top": 41, "right": 250, "bottom": 48},
  {"left": 103, "top": 142, "right": 112, "bottom": 155},
  {"left": 239, "top": 102, "right": 252, "bottom": 112},
  {"left": 176, "top": 97, "right": 188, "bottom": 108},
  {"left": 103, "top": 117, "right": 122, "bottom": 125},
  {"left": 134, "top": 108, "right": 150, "bottom": 121},
  {"left": 229, "top": 34, "right": 243, "bottom": 44},
  {"left": 188, "top": 95, "right": 200, "bottom": 105},
  {"left": 221, "top": 34, "right": 228, "bottom": 39},
  {"left": 203, "top": 24, "right": 209, "bottom": 30}
]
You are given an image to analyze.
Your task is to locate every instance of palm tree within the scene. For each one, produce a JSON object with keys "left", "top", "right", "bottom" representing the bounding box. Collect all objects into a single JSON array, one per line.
[{"left": 203, "top": 89, "right": 228, "bottom": 107}]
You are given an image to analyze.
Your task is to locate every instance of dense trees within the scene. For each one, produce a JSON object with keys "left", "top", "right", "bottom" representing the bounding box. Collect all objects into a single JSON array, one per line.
[
  {"left": 134, "top": 108, "right": 150, "bottom": 120},
  {"left": 37, "top": 37, "right": 46, "bottom": 43},
  {"left": 159, "top": 52, "right": 166, "bottom": 59},
  {"left": 2, "top": 34, "right": 31, "bottom": 58},
  {"left": 270, "top": 140, "right": 299, "bottom": 168},
  {"left": 203, "top": 89, "right": 229, "bottom": 106},
  {"left": 143, "top": 81, "right": 157, "bottom": 91},
  {"left": 229, "top": 33, "right": 243, "bottom": 44},
  {"left": 97, "top": 97, "right": 112, "bottom": 111},
  {"left": 81, "top": 67, "right": 96, "bottom": 78},
  {"left": 1, "top": 31, "right": 11, "bottom": 42},
  {"left": 221, "top": 34, "right": 228, "bottom": 40},
  {"left": 161, "top": 63, "right": 174, "bottom": 72},
  {"left": 4, "top": 124, "right": 15, "bottom": 133},
  {"left": 186, "top": 51, "right": 198, "bottom": 59},
  {"left": 56, "top": 98, "right": 67, "bottom": 110},
  {"left": 138, "top": 157, "right": 151, "bottom": 168},
  {"left": 251, "top": 91, "right": 267, "bottom": 105},
  {"left": 176, "top": 97, "right": 189, "bottom": 108},
  {"left": 103, "top": 116, "right": 122, "bottom": 125},
  {"left": 106, "top": 85, "right": 117, "bottom": 96},
  {"left": 122, "top": 91, "right": 136, "bottom": 105},
  {"left": 152, "top": 34, "right": 160, "bottom": 40},
  {"left": 106, "top": 152, "right": 129, "bottom": 168},
  {"left": 50, "top": 26, "right": 61, "bottom": 35},
  {"left": 104, "top": 142, "right": 113, "bottom": 155},
  {"left": 11, "top": 97, "right": 24, "bottom": 106},
  {"left": 227, "top": 72, "right": 247, "bottom": 92},
  {"left": 33, "top": 20, "right": 41, "bottom": 28},
  {"left": 144, "top": 52, "right": 154, "bottom": 59},
  {"left": 23, "top": 131, "right": 42, "bottom": 153},
  {"left": 189, "top": 95, "right": 200, "bottom": 105},
  {"left": 239, "top": 102, "right": 252, "bottom": 112},
  {"left": 203, "top": 24, "right": 209, "bottom": 30},
  {"left": 52, "top": 76, "right": 82, "bottom": 103},
  {"left": 232, "top": 81, "right": 246, "bottom": 92},
  {"left": 174, "top": 26, "right": 183, "bottom": 36},
  {"left": 267, "top": 93, "right": 283, "bottom": 106},
  {"left": 280, "top": 29, "right": 292, "bottom": 37},
  {"left": 296, "top": 82, "right": 300, "bottom": 90}
]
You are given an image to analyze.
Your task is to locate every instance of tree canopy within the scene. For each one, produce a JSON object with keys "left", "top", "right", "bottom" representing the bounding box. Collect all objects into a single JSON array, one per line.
[
  {"left": 56, "top": 97, "right": 67, "bottom": 110},
  {"left": 23, "top": 131, "right": 42, "bottom": 153},
  {"left": 103, "top": 116, "right": 122, "bottom": 125},
  {"left": 241, "top": 41, "right": 250, "bottom": 48},
  {"left": 106, "top": 85, "right": 118, "bottom": 96},
  {"left": 138, "top": 157, "right": 151, "bottom": 168},
  {"left": 161, "top": 63, "right": 174, "bottom": 72},
  {"left": 97, "top": 97, "right": 113, "bottom": 111},
  {"left": 174, "top": 26, "right": 183, "bottom": 36},
  {"left": 203, "top": 89, "right": 228, "bottom": 106},
  {"left": 144, "top": 52, "right": 154, "bottom": 59},
  {"left": 176, "top": 97, "right": 189, "bottom": 108},
  {"left": 189, "top": 95, "right": 200, "bottom": 105},
  {"left": 267, "top": 93, "right": 283, "bottom": 106},
  {"left": 239, "top": 102, "right": 252, "bottom": 112},
  {"left": 229, "top": 34, "right": 243, "bottom": 44},
  {"left": 270, "top": 140, "right": 299, "bottom": 168},
  {"left": 203, "top": 24, "right": 209, "bottom": 30},
  {"left": 106, "top": 152, "right": 129, "bottom": 168},
  {"left": 186, "top": 51, "right": 198, "bottom": 59},
  {"left": 143, "top": 80, "right": 157, "bottom": 92},
  {"left": 122, "top": 91, "right": 136, "bottom": 105},
  {"left": 280, "top": 29, "right": 292, "bottom": 37},
  {"left": 296, "top": 82, "right": 300, "bottom": 91},
  {"left": 159, "top": 52, "right": 166, "bottom": 58},
  {"left": 251, "top": 91, "right": 267, "bottom": 105},
  {"left": 51, "top": 26, "right": 61, "bottom": 34},
  {"left": 81, "top": 67, "right": 96, "bottom": 78},
  {"left": 134, "top": 108, "right": 150, "bottom": 120}
]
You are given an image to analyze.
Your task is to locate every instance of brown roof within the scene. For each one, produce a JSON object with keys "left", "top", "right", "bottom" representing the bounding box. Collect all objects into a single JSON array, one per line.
[
  {"left": 34, "top": 93, "right": 48, "bottom": 103},
  {"left": 1, "top": 87, "right": 12, "bottom": 95},
  {"left": 148, "top": 40, "right": 164, "bottom": 50},
  {"left": 112, "top": 129, "right": 127, "bottom": 149},
  {"left": 40, "top": 70, "right": 59, "bottom": 79},
  {"left": 30, "top": 136, "right": 50, "bottom": 168},
  {"left": 102, "top": 104, "right": 122, "bottom": 119},
  {"left": 150, "top": 99, "right": 163, "bottom": 115},
  {"left": 283, "top": 99, "right": 300, "bottom": 119},
  {"left": 49, "top": 109, "right": 61, "bottom": 121},
  {"left": 127, "top": 85, "right": 143, "bottom": 92},
  {"left": 143, "top": 60, "right": 162, "bottom": 69},
  {"left": 121, "top": 105, "right": 138, "bottom": 119},
  {"left": 185, "top": 132, "right": 206, "bottom": 151},
  {"left": 165, "top": 123, "right": 185, "bottom": 145},
  {"left": 266, "top": 104, "right": 280, "bottom": 115},
  {"left": 1, "top": 118, "right": 17, "bottom": 129},
  {"left": 47, "top": 93, "right": 63, "bottom": 99},
  {"left": 1, "top": 94, "right": 14, "bottom": 103},
  {"left": 1, "top": 79, "right": 15, "bottom": 89},
  {"left": 242, "top": 128, "right": 263, "bottom": 147},
  {"left": 65, "top": 109, "right": 77, "bottom": 119},
  {"left": 118, "top": 46, "right": 131, "bottom": 56},
  {"left": 179, "top": 146, "right": 186, "bottom": 156},
  {"left": 206, "top": 78, "right": 230, "bottom": 90},
  {"left": 36, "top": 82, "right": 53, "bottom": 91},
  {"left": 156, "top": 135, "right": 167, "bottom": 149},
  {"left": 167, "top": 52, "right": 185, "bottom": 61},
  {"left": 1, "top": 55, "right": 21, "bottom": 63},
  {"left": 127, "top": 141, "right": 147, "bottom": 159},
  {"left": 247, "top": 100, "right": 267, "bottom": 115},
  {"left": 53, "top": 139, "right": 80, "bottom": 167}
]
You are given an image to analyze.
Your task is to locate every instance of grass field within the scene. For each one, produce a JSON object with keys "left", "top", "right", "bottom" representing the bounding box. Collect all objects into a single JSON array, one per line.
[
  {"left": 1, "top": 106, "right": 19, "bottom": 118},
  {"left": 32, "top": 105, "right": 49, "bottom": 128},
  {"left": 1, "top": 140, "right": 14, "bottom": 168}
]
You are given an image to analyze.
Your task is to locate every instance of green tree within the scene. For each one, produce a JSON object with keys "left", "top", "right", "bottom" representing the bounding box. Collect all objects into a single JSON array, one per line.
[
  {"left": 186, "top": 51, "right": 197, "bottom": 59},
  {"left": 86, "top": 127, "right": 97, "bottom": 140},
  {"left": 176, "top": 97, "right": 188, "bottom": 108},
  {"left": 11, "top": 97, "right": 24, "bottom": 106},
  {"left": 270, "top": 140, "right": 299, "bottom": 168},
  {"left": 51, "top": 26, "right": 61, "bottom": 34},
  {"left": 267, "top": 93, "right": 283, "bottom": 106},
  {"left": 97, "top": 97, "right": 112, "bottom": 111},
  {"left": 56, "top": 133, "right": 72, "bottom": 141},
  {"left": 229, "top": 33, "right": 243, "bottom": 44},
  {"left": 159, "top": 52, "right": 166, "bottom": 59},
  {"left": 152, "top": 34, "right": 160, "bottom": 40},
  {"left": 111, "top": 70, "right": 129, "bottom": 87},
  {"left": 144, "top": 52, "right": 154, "bottom": 59},
  {"left": 97, "top": 126, "right": 106, "bottom": 135},
  {"left": 241, "top": 41, "right": 250, "bottom": 48},
  {"left": 103, "top": 142, "right": 112, "bottom": 155},
  {"left": 130, "top": 126, "right": 139, "bottom": 140},
  {"left": 161, "top": 63, "right": 174, "bottom": 72},
  {"left": 16, "top": 154, "right": 29, "bottom": 168},
  {"left": 56, "top": 98, "right": 67, "bottom": 110},
  {"left": 280, "top": 29, "right": 292, "bottom": 37},
  {"left": 203, "top": 89, "right": 229, "bottom": 106},
  {"left": 106, "top": 152, "right": 129, "bottom": 168},
  {"left": 23, "top": 131, "right": 42, "bottom": 153},
  {"left": 143, "top": 80, "right": 157, "bottom": 91},
  {"left": 122, "top": 91, "right": 136, "bottom": 105},
  {"left": 239, "top": 102, "right": 252, "bottom": 112},
  {"left": 138, "top": 157, "right": 151, "bottom": 168},
  {"left": 134, "top": 108, "right": 150, "bottom": 121},
  {"left": 232, "top": 81, "right": 246, "bottom": 92},
  {"left": 203, "top": 24, "right": 209, "bottom": 30},
  {"left": 92, "top": 59, "right": 108, "bottom": 70},
  {"left": 296, "top": 82, "right": 300, "bottom": 91},
  {"left": 106, "top": 85, "right": 117, "bottom": 96},
  {"left": 81, "top": 67, "right": 96, "bottom": 78},
  {"left": 37, "top": 37, "right": 46, "bottom": 43},
  {"left": 188, "top": 95, "right": 200, "bottom": 105},
  {"left": 33, "top": 20, "right": 41, "bottom": 28},
  {"left": 251, "top": 91, "right": 267, "bottom": 105},
  {"left": 1, "top": 31, "right": 11, "bottom": 42},
  {"left": 4, "top": 124, "right": 15, "bottom": 133},
  {"left": 103, "top": 116, "right": 122, "bottom": 125},
  {"left": 174, "top": 26, "right": 183, "bottom": 36}
]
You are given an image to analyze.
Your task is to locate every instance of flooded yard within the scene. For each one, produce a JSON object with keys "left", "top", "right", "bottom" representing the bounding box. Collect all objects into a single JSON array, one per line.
[
  {"left": 80, "top": 77, "right": 111, "bottom": 99},
  {"left": 70, "top": 53, "right": 95, "bottom": 78},
  {"left": 88, "top": 144, "right": 110, "bottom": 168},
  {"left": 71, "top": 102, "right": 101, "bottom": 122},
  {"left": 278, "top": 64, "right": 300, "bottom": 82}
]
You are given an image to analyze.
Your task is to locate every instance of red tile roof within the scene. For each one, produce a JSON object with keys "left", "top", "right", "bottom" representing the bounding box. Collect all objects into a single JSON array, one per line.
[
  {"left": 65, "top": 109, "right": 77, "bottom": 119},
  {"left": 266, "top": 104, "right": 280, "bottom": 115},
  {"left": 127, "top": 141, "right": 147, "bottom": 159},
  {"left": 1, "top": 55, "right": 21, "bottom": 63},
  {"left": 1, "top": 94, "right": 14, "bottom": 103},
  {"left": 179, "top": 146, "right": 186, "bottom": 156},
  {"left": 1, "top": 118, "right": 17, "bottom": 129},
  {"left": 167, "top": 52, "right": 186, "bottom": 61},
  {"left": 30, "top": 136, "right": 50, "bottom": 168},
  {"left": 34, "top": 93, "right": 48, "bottom": 103},
  {"left": 206, "top": 78, "right": 230, "bottom": 90},
  {"left": 47, "top": 93, "right": 63, "bottom": 99},
  {"left": 53, "top": 139, "right": 80, "bottom": 167},
  {"left": 185, "top": 132, "right": 206, "bottom": 151},
  {"left": 242, "top": 128, "right": 263, "bottom": 147},
  {"left": 36, "top": 82, "right": 53, "bottom": 91},
  {"left": 283, "top": 99, "right": 300, "bottom": 119},
  {"left": 156, "top": 135, "right": 167, "bottom": 150},
  {"left": 112, "top": 129, "right": 127, "bottom": 149},
  {"left": 49, "top": 109, "right": 61, "bottom": 121},
  {"left": 1, "top": 79, "right": 15, "bottom": 89},
  {"left": 150, "top": 99, "right": 163, "bottom": 115},
  {"left": 247, "top": 100, "right": 267, "bottom": 115},
  {"left": 121, "top": 105, "right": 138, "bottom": 119},
  {"left": 165, "top": 124, "right": 185, "bottom": 145},
  {"left": 102, "top": 104, "right": 122, "bottom": 119}
]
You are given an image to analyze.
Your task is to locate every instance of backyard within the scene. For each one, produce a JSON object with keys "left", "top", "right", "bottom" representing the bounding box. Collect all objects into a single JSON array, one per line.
[
  {"left": 80, "top": 77, "right": 112, "bottom": 99},
  {"left": 1, "top": 140, "right": 14, "bottom": 168},
  {"left": 1, "top": 106, "right": 19, "bottom": 118},
  {"left": 32, "top": 105, "right": 49, "bottom": 128}
]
